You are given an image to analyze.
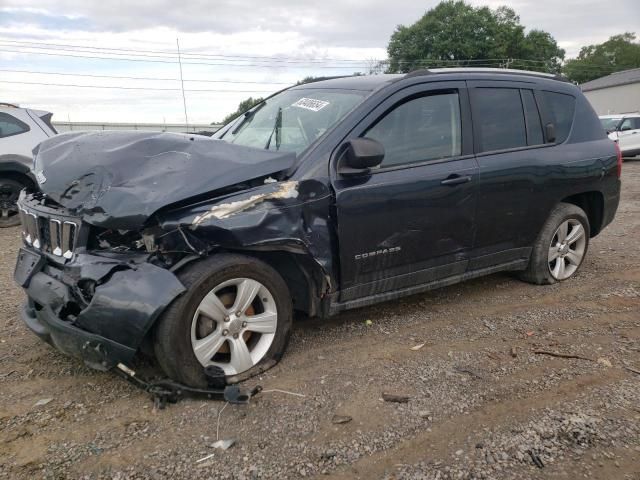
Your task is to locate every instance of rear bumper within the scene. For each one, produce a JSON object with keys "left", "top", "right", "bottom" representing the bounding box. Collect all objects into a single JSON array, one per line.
[
  {"left": 18, "top": 251, "right": 186, "bottom": 370},
  {"left": 601, "top": 179, "right": 621, "bottom": 232}
]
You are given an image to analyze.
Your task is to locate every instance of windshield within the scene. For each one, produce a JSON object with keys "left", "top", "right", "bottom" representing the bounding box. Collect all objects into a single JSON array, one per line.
[
  {"left": 218, "top": 88, "right": 367, "bottom": 155},
  {"left": 600, "top": 117, "right": 622, "bottom": 131}
]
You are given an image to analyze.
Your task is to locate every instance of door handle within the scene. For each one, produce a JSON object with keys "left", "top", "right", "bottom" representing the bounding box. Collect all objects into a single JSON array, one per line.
[{"left": 441, "top": 175, "right": 472, "bottom": 186}]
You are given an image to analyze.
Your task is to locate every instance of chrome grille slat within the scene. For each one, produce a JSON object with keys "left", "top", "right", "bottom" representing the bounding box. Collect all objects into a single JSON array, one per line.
[
  {"left": 62, "top": 222, "right": 77, "bottom": 259},
  {"left": 50, "top": 219, "right": 62, "bottom": 256},
  {"left": 26, "top": 212, "right": 39, "bottom": 248},
  {"left": 18, "top": 203, "right": 80, "bottom": 261}
]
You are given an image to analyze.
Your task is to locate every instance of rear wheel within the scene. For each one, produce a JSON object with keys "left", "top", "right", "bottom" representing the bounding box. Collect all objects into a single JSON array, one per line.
[
  {"left": 153, "top": 254, "right": 292, "bottom": 387},
  {"left": 519, "top": 203, "right": 590, "bottom": 285},
  {"left": 0, "top": 177, "right": 26, "bottom": 228}
]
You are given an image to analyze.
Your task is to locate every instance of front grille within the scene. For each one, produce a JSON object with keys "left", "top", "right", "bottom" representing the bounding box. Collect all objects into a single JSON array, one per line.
[{"left": 18, "top": 197, "right": 80, "bottom": 261}]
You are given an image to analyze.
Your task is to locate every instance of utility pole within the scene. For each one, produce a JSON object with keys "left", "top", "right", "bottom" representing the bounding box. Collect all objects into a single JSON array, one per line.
[{"left": 176, "top": 38, "right": 189, "bottom": 129}]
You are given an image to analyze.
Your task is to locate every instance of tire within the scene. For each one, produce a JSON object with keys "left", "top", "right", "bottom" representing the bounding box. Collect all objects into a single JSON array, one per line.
[
  {"left": 153, "top": 254, "right": 292, "bottom": 387},
  {"left": 0, "top": 176, "right": 27, "bottom": 228},
  {"left": 519, "top": 202, "right": 590, "bottom": 285}
]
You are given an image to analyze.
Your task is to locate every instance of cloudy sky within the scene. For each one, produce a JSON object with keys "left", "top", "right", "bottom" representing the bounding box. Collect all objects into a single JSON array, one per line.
[{"left": 1, "top": 0, "right": 638, "bottom": 125}]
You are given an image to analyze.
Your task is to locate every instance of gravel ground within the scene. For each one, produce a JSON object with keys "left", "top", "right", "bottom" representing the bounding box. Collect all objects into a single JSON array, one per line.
[{"left": 1, "top": 162, "right": 639, "bottom": 480}]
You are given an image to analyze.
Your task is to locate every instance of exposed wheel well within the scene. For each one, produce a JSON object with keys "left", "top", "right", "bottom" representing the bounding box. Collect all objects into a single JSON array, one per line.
[
  {"left": 561, "top": 191, "right": 604, "bottom": 237},
  {"left": 0, "top": 170, "right": 35, "bottom": 189},
  {"left": 206, "top": 249, "right": 327, "bottom": 318}
]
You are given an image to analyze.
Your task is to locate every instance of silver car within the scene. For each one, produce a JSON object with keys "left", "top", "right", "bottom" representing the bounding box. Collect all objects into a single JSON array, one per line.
[{"left": 0, "top": 103, "right": 57, "bottom": 227}]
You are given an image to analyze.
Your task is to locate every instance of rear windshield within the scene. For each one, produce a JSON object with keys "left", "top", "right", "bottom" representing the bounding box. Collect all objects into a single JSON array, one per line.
[{"left": 543, "top": 91, "right": 576, "bottom": 143}]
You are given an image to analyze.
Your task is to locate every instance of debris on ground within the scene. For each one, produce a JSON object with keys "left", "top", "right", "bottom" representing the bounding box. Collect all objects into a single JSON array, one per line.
[
  {"left": 211, "top": 439, "right": 236, "bottom": 450},
  {"left": 597, "top": 357, "right": 613, "bottom": 367},
  {"left": 533, "top": 350, "right": 593, "bottom": 361},
  {"left": 331, "top": 414, "right": 353, "bottom": 425},
  {"left": 382, "top": 393, "right": 410, "bottom": 403}
]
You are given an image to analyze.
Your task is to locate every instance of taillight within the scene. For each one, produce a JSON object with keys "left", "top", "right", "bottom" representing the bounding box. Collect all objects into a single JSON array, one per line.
[{"left": 614, "top": 142, "right": 622, "bottom": 178}]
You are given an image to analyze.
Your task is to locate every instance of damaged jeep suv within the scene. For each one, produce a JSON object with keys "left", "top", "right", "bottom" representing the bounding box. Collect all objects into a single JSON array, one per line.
[{"left": 15, "top": 69, "right": 621, "bottom": 387}]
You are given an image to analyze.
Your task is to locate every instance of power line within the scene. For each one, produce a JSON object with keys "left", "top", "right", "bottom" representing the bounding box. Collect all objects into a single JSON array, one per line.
[
  {"left": 0, "top": 47, "right": 371, "bottom": 68},
  {"left": 0, "top": 38, "right": 376, "bottom": 64},
  {"left": 0, "top": 42, "right": 370, "bottom": 66},
  {"left": 0, "top": 68, "right": 293, "bottom": 84},
  {"left": 0, "top": 79, "right": 277, "bottom": 93},
  {"left": 2, "top": 38, "right": 629, "bottom": 74}
]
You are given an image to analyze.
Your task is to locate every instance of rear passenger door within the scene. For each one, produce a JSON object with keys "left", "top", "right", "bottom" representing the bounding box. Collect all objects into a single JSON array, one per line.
[{"left": 467, "top": 82, "right": 556, "bottom": 269}]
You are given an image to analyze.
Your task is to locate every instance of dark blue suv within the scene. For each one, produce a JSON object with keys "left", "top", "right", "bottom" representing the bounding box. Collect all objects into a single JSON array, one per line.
[{"left": 15, "top": 68, "right": 621, "bottom": 387}]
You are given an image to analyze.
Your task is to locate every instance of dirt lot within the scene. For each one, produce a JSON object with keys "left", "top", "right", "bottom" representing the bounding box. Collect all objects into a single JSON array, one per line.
[{"left": 1, "top": 163, "right": 639, "bottom": 480}]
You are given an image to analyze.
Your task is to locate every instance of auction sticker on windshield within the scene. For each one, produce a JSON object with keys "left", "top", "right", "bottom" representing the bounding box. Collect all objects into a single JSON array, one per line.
[{"left": 292, "top": 98, "right": 330, "bottom": 112}]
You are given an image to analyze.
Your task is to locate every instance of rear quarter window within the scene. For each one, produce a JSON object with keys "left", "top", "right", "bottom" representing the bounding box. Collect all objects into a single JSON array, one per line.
[
  {"left": 0, "top": 112, "right": 30, "bottom": 138},
  {"left": 543, "top": 91, "right": 576, "bottom": 143}
]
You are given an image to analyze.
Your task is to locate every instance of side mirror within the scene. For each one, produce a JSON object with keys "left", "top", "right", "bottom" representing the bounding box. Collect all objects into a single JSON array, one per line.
[
  {"left": 545, "top": 123, "right": 556, "bottom": 143},
  {"left": 338, "top": 138, "right": 385, "bottom": 176}
]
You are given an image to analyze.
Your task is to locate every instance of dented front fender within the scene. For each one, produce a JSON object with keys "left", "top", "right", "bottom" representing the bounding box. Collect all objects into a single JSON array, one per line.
[{"left": 157, "top": 179, "right": 336, "bottom": 289}]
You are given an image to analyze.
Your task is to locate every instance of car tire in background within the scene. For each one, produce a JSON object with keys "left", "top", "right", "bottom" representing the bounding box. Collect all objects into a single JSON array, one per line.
[
  {"left": 519, "top": 202, "right": 590, "bottom": 285},
  {"left": 0, "top": 176, "right": 28, "bottom": 228},
  {"left": 153, "top": 254, "right": 292, "bottom": 387}
]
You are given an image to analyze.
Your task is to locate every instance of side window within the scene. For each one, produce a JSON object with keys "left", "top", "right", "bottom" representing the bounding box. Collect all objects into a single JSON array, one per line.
[
  {"left": 364, "top": 92, "right": 461, "bottom": 167},
  {"left": 543, "top": 91, "right": 576, "bottom": 143},
  {"left": 619, "top": 119, "right": 633, "bottom": 131},
  {"left": 0, "top": 113, "right": 30, "bottom": 138},
  {"left": 473, "top": 88, "right": 527, "bottom": 152},
  {"left": 619, "top": 118, "right": 640, "bottom": 131},
  {"left": 521, "top": 90, "right": 544, "bottom": 146}
]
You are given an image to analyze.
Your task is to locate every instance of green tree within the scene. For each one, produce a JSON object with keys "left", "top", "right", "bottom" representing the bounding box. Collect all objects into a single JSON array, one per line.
[
  {"left": 563, "top": 33, "right": 640, "bottom": 84},
  {"left": 216, "top": 96, "right": 264, "bottom": 125},
  {"left": 386, "top": 0, "right": 564, "bottom": 74}
]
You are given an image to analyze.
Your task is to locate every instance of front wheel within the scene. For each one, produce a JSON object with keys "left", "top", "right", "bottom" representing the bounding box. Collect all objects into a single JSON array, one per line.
[
  {"left": 519, "top": 203, "right": 590, "bottom": 285},
  {"left": 153, "top": 254, "right": 292, "bottom": 387}
]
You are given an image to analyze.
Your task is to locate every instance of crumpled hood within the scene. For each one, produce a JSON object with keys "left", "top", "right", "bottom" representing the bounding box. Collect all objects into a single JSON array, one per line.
[{"left": 33, "top": 131, "right": 297, "bottom": 230}]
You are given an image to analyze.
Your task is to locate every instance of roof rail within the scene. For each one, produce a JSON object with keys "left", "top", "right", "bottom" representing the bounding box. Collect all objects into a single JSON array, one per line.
[
  {"left": 404, "top": 69, "right": 434, "bottom": 78},
  {"left": 0, "top": 102, "right": 19, "bottom": 108},
  {"left": 403, "top": 67, "right": 570, "bottom": 83}
]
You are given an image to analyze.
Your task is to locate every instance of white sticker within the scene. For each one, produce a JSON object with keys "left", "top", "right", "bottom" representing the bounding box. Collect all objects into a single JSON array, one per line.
[{"left": 292, "top": 97, "right": 330, "bottom": 112}]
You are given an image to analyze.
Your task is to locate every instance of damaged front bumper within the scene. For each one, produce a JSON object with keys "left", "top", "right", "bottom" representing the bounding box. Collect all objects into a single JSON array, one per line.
[{"left": 16, "top": 249, "right": 185, "bottom": 370}]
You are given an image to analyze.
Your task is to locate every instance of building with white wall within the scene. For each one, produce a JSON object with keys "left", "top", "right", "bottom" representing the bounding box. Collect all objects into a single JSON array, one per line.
[{"left": 581, "top": 68, "right": 640, "bottom": 115}]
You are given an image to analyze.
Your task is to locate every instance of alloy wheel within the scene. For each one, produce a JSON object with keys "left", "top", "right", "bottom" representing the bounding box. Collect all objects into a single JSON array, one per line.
[
  {"left": 190, "top": 278, "right": 278, "bottom": 375},
  {"left": 548, "top": 219, "right": 587, "bottom": 280}
]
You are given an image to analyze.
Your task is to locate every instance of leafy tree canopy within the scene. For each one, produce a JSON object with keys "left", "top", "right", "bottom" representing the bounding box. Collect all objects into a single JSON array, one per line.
[
  {"left": 563, "top": 33, "right": 640, "bottom": 84},
  {"left": 216, "top": 96, "right": 264, "bottom": 126},
  {"left": 386, "top": 0, "right": 564, "bottom": 73}
]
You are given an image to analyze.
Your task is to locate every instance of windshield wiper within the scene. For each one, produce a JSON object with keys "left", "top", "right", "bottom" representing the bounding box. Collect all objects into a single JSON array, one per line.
[
  {"left": 265, "top": 106, "right": 282, "bottom": 151},
  {"left": 230, "top": 101, "right": 266, "bottom": 135}
]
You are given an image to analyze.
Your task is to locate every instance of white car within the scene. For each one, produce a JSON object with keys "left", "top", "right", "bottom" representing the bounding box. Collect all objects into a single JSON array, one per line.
[
  {"left": 600, "top": 113, "right": 640, "bottom": 158},
  {"left": 0, "top": 103, "right": 57, "bottom": 227}
]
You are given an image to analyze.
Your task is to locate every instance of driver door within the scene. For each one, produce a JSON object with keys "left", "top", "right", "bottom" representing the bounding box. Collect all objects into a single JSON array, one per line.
[{"left": 331, "top": 82, "right": 478, "bottom": 302}]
